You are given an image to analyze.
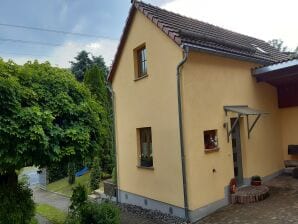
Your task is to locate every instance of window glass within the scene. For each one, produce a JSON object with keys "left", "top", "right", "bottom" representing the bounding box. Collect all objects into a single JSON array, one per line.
[{"left": 138, "top": 127, "right": 153, "bottom": 167}]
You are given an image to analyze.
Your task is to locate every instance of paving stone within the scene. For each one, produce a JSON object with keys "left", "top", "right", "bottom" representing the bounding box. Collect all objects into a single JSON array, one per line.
[{"left": 196, "top": 175, "right": 298, "bottom": 224}]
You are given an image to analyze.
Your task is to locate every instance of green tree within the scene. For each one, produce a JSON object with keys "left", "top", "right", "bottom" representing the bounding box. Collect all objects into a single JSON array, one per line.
[
  {"left": 92, "top": 55, "right": 108, "bottom": 76},
  {"left": 70, "top": 50, "right": 92, "bottom": 82},
  {"left": 0, "top": 58, "right": 103, "bottom": 188},
  {"left": 89, "top": 157, "right": 102, "bottom": 191},
  {"left": 269, "top": 39, "right": 298, "bottom": 58},
  {"left": 84, "top": 65, "right": 113, "bottom": 172},
  {"left": 268, "top": 39, "right": 288, "bottom": 52}
]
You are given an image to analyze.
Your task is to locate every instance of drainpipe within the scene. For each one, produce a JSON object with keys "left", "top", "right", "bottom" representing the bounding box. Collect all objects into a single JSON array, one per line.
[
  {"left": 107, "top": 83, "right": 119, "bottom": 203},
  {"left": 177, "top": 45, "right": 190, "bottom": 222}
]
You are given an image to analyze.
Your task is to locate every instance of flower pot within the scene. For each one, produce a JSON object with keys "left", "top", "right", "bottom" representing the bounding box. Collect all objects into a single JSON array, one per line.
[
  {"left": 251, "top": 180, "right": 262, "bottom": 186},
  {"left": 140, "top": 159, "right": 153, "bottom": 167}
]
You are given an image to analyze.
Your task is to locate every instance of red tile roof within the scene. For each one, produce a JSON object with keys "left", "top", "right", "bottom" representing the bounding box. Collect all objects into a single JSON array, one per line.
[{"left": 108, "top": 1, "right": 290, "bottom": 82}]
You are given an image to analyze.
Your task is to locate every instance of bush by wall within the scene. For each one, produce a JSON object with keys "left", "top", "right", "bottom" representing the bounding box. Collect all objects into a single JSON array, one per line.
[
  {"left": 70, "top": 184, "right": 88, "bottom": 211},
  {"left": 79, "top": 202, "right": 120, "bottom": 224},
  {"left": 89, "top": 157, "right": 102, "bottom": 191},
  {"left": 0, "top": 183, "right": 35, "bottom": 224}
]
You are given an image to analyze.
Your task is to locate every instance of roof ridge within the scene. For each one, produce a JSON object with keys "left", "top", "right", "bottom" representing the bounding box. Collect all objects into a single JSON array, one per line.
[
  {"left": 135, "top": 1, "right": 269, "bottom": 45},
  {"left": 108, "top": 0, "right": 291, "bottom": 82}
]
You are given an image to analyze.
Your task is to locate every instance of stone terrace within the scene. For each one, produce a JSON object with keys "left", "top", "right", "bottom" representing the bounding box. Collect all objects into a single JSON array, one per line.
[{"left": 196, "top": 175, "right": 298, "bottom": 224}]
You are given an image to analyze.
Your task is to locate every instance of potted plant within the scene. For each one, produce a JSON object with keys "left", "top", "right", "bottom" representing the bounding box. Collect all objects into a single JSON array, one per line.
[
  {"left": 251, "top": 175, "right": 262, "bottom": 186},
  {"left": 140, "top": 155, "right": 153, "bottom": 167}
]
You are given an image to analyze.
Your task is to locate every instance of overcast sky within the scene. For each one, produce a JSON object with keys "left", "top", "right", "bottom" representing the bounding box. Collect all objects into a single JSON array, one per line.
[{"left": 0, "top": 0, "right": 297, "bottom": 68}]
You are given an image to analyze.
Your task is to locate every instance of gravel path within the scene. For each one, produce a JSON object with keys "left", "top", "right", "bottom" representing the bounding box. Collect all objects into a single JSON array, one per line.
[{"left": 35, "top": 214, "right": 51, "bottom": 224}]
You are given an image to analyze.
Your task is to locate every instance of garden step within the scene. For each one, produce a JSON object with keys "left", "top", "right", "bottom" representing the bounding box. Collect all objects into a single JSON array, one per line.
[{"left": 88, "top": 194, "right": 101, "bottom": 202}]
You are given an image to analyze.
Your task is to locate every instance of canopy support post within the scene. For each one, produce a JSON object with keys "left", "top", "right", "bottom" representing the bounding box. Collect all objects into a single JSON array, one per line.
[
  {"left": 227, "top": 114, "right": 241, "bottom": 140},
  {"left": 247, "top": 114, "right": 261, "bottom": 138}
]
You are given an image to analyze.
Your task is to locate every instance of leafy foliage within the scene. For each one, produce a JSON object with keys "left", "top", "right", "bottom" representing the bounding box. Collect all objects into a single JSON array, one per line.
[
  {"left": 70, "top": 51, "right": 92, "bottom": 82},
  {"left": 0, "top": 182, "right": 35, "bottom": 224},
  {"left": 89, "top": 157, "right": 102, "bottom": 191},
  {"left": 84, "top": 65, "right": 114, "bottom": 172},
  {"left": 268, "top": 39, "right": 289, "bottom": 52},
  {"left": 70, "top": 184, "right": 88, "bottom": 211},
  {"left": 112, "top": 167, "right": 117, "bottom": 185},
  {"left": 48, "top": 162, "right": 68, "bottom": 183},
  {"left": 79, "top": 202, "right": 120, "bottom": 224},
  {"left": 268, "top": 39, "right": 298, "bottom": 58},
  {"left": 0, "top": 59, "right": 103, "bottom": 174}
]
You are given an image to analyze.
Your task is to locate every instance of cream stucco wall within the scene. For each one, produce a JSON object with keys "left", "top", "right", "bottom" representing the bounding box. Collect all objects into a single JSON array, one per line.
[
  {"left": 112, "top": 7, "right": 289, "bottom": 214},
  {"left": 112, "top": 11, "right": 185, "bottom": 207},
  {"left": 280, "top": 107, "right": 298, "bottom": 160},
  {"left": 181, "top": 52, "right": 284, "bottom": 210}
]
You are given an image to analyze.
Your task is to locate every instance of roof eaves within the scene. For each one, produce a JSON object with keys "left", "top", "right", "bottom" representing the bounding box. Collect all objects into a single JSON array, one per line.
[
  {"left": 184, "top": 43, "right": 273, "bottom": 66},
  {"left": 252, "top": 58, "right": 298, "bottom": 76}
]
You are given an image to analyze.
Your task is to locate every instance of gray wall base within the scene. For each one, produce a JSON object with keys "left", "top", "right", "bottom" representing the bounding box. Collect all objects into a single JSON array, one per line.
[
  {"left": 118, "top": 190, "right": 186, "bottom": 218},
  {"left": 188, "top": 185, "right": 230, "bottom": 222},
  {"left": 119, "top": 169, "right": 283, "bottom": 223}
]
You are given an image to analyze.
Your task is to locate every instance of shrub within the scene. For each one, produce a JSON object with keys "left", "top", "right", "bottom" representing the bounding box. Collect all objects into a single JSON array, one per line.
[
  {"left": 89, "top": 157, "right": 102, "bottom": 191},
  {"left": 64, "top": 214, "right": 81, "bottom": 224},
  {"left": 251, "top": 175, "right": 261, "bottom": 181},
  {"left": 80, "top": 202, "right": 120, "bottom": 224},
  {"left": 48, "top": 162, "right": 68, "bottom": 183},
  {"left": 0, "top": 183, "right": 35, "bottom": 224},
  {"left": 70, "top": 184, "right": 88, "bottom": 211}
]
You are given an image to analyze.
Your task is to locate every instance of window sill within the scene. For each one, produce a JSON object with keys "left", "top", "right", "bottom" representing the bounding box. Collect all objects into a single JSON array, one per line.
[
  {"left": 137, "top": 165, "right": 154, "bottom": 170},
  {"left": 134, "top": 74, "right": 148, "bottom": 81},
  {"left": 204, "top": 147, "right": 220, "bottom": 153}
]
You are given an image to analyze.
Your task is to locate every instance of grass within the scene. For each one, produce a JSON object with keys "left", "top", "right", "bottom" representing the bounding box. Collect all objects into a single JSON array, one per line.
[
  {"left": 36, "top": 204, "right": 67, "bottom": 224},
  {"left": 47, "top": 172, "right": 104, "bottom": 197},
  {"left": 47, "top": 171, "right": 109, "bottom": 197},
  {"left": 30, "top": 218, "right": 38, "bottom": 224},
  {"left": 47, "top": 172, "right": 91, "bottom": 197}
]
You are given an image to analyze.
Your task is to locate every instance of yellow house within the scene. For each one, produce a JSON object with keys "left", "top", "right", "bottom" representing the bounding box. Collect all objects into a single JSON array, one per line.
[{"left": 108, "top": 1, "right": 298, "bottom": 222}]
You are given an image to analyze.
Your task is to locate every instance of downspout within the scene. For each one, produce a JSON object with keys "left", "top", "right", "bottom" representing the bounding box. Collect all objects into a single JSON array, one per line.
[
  {"left": 177, "top": 45, "right": 190, "bottom": 222},
  {"left": 107, "top": 83, "right": 119, "bottom": 203}
]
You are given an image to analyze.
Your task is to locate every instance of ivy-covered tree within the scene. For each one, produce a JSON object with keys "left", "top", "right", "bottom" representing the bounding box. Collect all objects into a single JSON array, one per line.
[
  {"left": 84, "top": 65, "right": 114, "bottom": 172},
  {"left": 0, "top": 59, "right": 103, "bottom": 188}
]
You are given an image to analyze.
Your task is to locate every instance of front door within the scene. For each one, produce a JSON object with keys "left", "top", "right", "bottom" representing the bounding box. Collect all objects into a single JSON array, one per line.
[{"left": 231, "top": 118, "right": 244, "bottom": 186}]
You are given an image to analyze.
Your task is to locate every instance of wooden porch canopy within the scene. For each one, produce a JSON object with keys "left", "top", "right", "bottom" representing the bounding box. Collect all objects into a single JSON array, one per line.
[
  {"left": 224, "top": 105, "right": 268, "bottom": 142},
  {"left": 252, "top": 59, "right": 298, "bottom": 108}
]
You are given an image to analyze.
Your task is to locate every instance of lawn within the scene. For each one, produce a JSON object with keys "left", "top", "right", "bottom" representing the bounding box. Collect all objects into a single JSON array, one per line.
[
  {"left": 30, "top": 218, "right": 38, "bottom": 224},
  {"left": 47, "top": 172, "right": 92, "bottom": 197},
  {"left": 36, "top": 204, "right": 67, "bottom": 224}
]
